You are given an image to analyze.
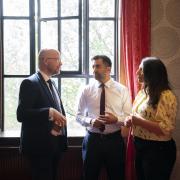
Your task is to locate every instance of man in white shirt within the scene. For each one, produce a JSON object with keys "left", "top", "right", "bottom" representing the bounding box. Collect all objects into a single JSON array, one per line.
[{"left": 76, "top": 55, "right": 131, "bottom": 180}]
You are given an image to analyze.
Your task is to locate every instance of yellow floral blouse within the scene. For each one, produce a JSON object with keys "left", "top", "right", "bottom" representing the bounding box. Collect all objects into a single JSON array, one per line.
[{"left": 132, "top": 89, "right": 177, "bottom": 141}]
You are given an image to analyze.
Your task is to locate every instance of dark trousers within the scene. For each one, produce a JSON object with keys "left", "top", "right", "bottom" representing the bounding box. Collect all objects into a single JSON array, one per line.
[
  {"left": 134, "top": 137, "right": 176, "bottom": 180},
  {"left": 82, "top": 131, "right": 125, "bottom": 180},
  {"left": 26, "top": 136, "right": 62, "bottom": 180},
  {"left": 27, "top": 152, "right": 61, "bottom": 180}
]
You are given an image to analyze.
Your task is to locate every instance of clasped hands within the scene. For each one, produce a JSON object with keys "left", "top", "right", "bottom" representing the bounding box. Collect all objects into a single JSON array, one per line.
[
  {"left": 124, "top": 114, "right": 141, "bottom": 128},
  {"left": 51, "top": 108, "right": 67, "bottom": 136},
  {"left": 91, "top": 112, "right": 118, "bottom": 128}
]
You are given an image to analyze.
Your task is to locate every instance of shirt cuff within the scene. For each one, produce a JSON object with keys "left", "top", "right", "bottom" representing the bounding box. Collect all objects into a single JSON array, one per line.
[{"left": 85, "top": 117, "right": 93, "bottom": 126}]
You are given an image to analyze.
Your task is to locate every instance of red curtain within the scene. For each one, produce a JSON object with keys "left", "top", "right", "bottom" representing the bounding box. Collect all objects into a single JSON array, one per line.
[
  {"left": 120, "top": 0, "right": 151, "bottom": 180},
  {"left": 120, "top": 0, "right": 150, "bottom": 101}
]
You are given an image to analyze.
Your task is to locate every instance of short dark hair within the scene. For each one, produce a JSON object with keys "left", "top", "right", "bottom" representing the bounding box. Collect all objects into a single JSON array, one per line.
[{"left": 91, "top": 55, "right": 112, "bottom": 67}]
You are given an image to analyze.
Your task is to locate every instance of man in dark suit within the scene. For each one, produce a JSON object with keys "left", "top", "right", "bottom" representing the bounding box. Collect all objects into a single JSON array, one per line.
[{"left": 17, "top": 49, "right": 67, "bottom": 180}]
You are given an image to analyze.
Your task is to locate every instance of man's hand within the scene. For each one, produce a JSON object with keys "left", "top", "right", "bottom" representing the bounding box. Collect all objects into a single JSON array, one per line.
[
  {"left": 99, "top": 112, "right": 118, "bottom": 124},
  {"left": 91, "top": 118, "right": 105, "bottom": 129},
  {"left": 52, "top": 108, "right": 66, "bottom": 127}
]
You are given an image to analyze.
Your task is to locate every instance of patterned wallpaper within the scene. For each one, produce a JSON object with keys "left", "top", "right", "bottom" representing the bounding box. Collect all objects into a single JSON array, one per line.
[{"left": 151, "top": 0, "right": 180, "bottom": 179}]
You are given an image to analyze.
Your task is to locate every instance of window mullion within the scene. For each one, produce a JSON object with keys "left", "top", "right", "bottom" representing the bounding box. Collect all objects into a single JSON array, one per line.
[
  {"left": 58, "top": 0, "right": 61, "bottom": 52},
  {"left": 82, "top": 0, "right": 89, "bottom": 76},
  {"left": 0, "top": 0, "right": 3, "bottom": 131},
  {"left": 79, "top": 0, "right": 82, "bottom": 74},
  {"left": 29, "top": 0, "right": 36, "bottom": 74}
]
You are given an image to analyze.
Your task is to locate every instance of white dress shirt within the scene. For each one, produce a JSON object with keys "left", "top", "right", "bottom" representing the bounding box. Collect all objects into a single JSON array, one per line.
[{"left": 76, "top": 78, "right": 132, "bottom": 134}]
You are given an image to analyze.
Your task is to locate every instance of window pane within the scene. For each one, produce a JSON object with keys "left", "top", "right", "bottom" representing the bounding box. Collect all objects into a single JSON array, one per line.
[
  {"left": 4, "top": 78, "right": 24, "bottom": 131},
  {"left": 61, "top": 0, "right": 79, "bottom": 16},
  {"left": 3, "top": 0, "right": 29, "bottom": 16},
  {"left": 52, "top": 77, "right": 58, "bottom": 87},
  {"left": 89, "top": 21, "right": 114, "bottom": 74},
  {"left": 40, "top": 0, "right": 57, "bottom": 18},
  {"left": 41, "top": 21, "right": 58, "bottom": 49},
  {"left": 89, "top": 78, "right": 96, "bottom": 84},
  {"left": 61, "top": 78, "right": 86, "bottom": 136},
  {"left": 89, "top": 0, "right": 115, "bottom": 17},
  {"left": 4, "top": 20, "right": 30, "bottom": 75},
  {"left": 61, "top": 20, "right": 79, "bottom": 71}
]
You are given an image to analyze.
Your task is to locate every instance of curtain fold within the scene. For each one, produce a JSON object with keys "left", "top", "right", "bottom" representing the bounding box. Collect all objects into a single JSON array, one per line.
[
  {"left": 120, "top": 1, "right": 151, "bottom": 180},
  {"left": 120, "top": 0, "right": 150, "bottom": 100}
]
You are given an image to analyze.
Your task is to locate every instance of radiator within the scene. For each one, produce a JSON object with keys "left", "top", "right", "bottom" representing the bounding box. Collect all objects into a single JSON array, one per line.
[{"left": 0, "top": 146, "right": 107, "bottom": 180}]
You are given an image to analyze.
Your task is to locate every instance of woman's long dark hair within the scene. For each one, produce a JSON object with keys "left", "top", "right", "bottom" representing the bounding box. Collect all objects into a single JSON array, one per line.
[{"left": 142, "top": 57, "right": 171, "bottom": 108}]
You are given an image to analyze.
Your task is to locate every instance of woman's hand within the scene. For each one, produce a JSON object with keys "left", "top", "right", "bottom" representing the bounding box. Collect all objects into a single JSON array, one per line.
[{"left": 124, "top": 116, "right": 133, "bottom": 127}]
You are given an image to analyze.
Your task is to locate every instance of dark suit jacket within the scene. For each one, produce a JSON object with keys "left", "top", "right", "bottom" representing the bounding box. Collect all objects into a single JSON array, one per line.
[{"left": 17, "top": 72, "right": 67, "bottom": 155}]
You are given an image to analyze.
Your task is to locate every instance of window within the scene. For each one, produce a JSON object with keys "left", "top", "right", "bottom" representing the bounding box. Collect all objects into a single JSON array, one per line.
[{"left": 0, "top": 0, "right": 119, "bottom": 136}]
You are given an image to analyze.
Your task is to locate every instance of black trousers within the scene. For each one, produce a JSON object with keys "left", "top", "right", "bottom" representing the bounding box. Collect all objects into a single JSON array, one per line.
[
  {"left": 27, "top": 153, "right": 61, "bottom": 180},
  {"left": 82, "top": 131, "right": 125, "bottom": 180},
  {"left": 134, "top": 137, "right": 176, "bottom": 180},
  {"left": 26, "top": 137, "right": 62, "bottom": 180}
]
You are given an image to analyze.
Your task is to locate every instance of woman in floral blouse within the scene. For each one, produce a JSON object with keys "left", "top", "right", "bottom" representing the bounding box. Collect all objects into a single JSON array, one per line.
[{"left": 125, "top": 57, "right": 177, "bottom": 180}]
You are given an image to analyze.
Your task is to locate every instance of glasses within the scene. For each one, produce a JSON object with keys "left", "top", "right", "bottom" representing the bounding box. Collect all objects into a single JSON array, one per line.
[{"left": 47, "top": 57, "right": 61, "bottom": 61}]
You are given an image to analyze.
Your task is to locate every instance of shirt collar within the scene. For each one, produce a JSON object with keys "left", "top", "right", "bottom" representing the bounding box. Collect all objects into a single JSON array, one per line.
[
  {"left": 38, "top": 70, "right": 51, "bottom": 82},
  {"left": 97, "top": 78, "right": 113, "bottom": 88}
]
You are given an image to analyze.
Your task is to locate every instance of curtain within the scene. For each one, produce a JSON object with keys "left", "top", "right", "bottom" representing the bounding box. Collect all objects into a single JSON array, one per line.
[
  {"left": 120, "top": 0, "right": 151, "bottom": 180},
  {"left": 120, "top": 0, "right": 150, "bottom": 101}
]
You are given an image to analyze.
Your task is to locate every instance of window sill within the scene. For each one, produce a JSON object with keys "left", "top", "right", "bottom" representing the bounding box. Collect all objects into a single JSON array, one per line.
[
  {"left": 0, "top": 130, "right": 83, "bottom": 147},
  {"left": 0, "top": 130, "right": 20, "bottom": 138}
]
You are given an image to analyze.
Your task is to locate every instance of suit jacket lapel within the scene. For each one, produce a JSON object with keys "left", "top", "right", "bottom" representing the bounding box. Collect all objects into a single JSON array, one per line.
[
  {"left": 36, "top": 72, "right": 67, "bottom": 138},
  {"left": 36, "top": 72, "right": 54, "bottom": 105},
  {"left": 52, "top": 80, "right": 66, "bottom": 116},
  {"left": 51, "top": 80, "right": 67, "bottom": 136}
]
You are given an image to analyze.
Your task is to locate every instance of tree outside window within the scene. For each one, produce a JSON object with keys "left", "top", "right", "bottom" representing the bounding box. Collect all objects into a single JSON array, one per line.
[{"left": 0, "top": 0, "right": 118, "bottom": 137}]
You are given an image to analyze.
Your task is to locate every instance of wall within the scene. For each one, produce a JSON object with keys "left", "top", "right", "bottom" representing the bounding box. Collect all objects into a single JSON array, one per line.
[{"left": 151, "top": 0, "right": 180, "bottom": 179}]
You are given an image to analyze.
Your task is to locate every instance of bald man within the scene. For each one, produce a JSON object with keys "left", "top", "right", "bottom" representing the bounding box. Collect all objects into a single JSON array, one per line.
[{"left": 17, "top": 49, "right": 67, "bottom": 180}]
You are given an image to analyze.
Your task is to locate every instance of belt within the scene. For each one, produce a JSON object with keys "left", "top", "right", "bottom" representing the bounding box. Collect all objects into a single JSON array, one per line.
[{"left": 87, "top": 130, "right": 121, "bottom": 138}]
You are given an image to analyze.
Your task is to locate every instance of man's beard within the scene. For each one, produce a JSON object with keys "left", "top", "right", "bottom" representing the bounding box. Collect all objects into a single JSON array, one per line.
[{"left": 94, "top": 73, "right": 105, "bottom": 81}]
